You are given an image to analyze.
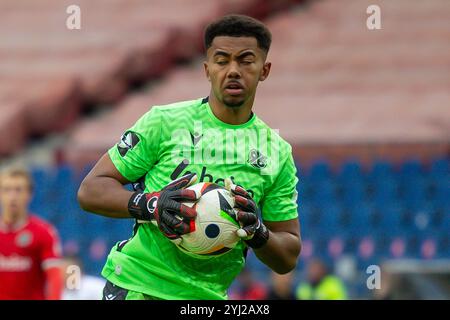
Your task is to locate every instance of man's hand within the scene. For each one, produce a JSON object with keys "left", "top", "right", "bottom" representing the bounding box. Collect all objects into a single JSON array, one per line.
[
  {"left": 128, "top": 173, "right": 200, "bottom": 240},
  {"left": 225, "top": 178, "right": 269, "bottom": 249}
]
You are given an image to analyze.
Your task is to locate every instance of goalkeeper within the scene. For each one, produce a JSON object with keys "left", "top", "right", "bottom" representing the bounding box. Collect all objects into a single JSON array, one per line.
[{"left": 78, "top": 14, "right": 301, "bottom": 300}]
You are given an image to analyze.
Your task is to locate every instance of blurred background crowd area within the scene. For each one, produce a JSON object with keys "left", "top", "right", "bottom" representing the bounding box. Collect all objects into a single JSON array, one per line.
[{"left": 1, "top": 0, "right": 449, "bottom": 299}]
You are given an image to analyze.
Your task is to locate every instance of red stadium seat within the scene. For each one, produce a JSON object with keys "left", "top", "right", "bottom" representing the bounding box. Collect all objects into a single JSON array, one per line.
[{"left": 1, "top": 0, "right": 293, "bottom": 159}]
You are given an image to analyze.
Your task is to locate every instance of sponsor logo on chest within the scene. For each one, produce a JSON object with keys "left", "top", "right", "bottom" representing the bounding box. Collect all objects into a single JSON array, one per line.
[{"left": 0, "top": 254, "right": 33, "bottom": 272}]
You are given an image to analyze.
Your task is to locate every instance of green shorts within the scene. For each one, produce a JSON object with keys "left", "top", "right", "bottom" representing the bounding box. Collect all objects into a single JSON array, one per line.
[{"left": 102, "top": 280, "right": 162, "bottom": 300}]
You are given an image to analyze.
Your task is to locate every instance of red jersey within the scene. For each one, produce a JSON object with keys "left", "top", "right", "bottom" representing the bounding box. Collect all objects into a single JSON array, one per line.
[
  {"left": 229, "top": 283, "right": 268, "bottom": 300},
  {"left": 0, "top": 214, "right": 62, "bottom": 300}
]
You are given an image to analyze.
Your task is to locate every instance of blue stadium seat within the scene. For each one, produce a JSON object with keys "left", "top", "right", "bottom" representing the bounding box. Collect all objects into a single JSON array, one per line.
[
  {"left": 54, "top": 166, "right": 78, "bottom": 199},
  {"left": 432, "top": 207, "right": 450, "bottom": 235},
  {"left": 309, "top": 180, "right": 338, "bottom": 207},
  {"left": 107, "top": 219, "right": 135, "bottom": 240},
  {"left": 372, "top": 204, "right": 403, "bottom": 234},
  {"left": 55, "top": 215, "right": 73, "bottom": 239},
  {"left": 295, "top": 161, "right": 303, "bottom": 178},
  {"left": 371, "top": 178, "right": 398, "bottom": 205},
  {"left": 368, "top": 160, "right": 393, "bottom": 182},
  {"left": 316, "top": 204, "right": 341, "bottom": 233},
  {"left": 400, "top": 159, "right": 423, "bottom": 177},
  {"left": 430, "top": 179, "right": 450, "bottom": 207},
  {"left": 86, "top": 213, "right": 116, "bottom": 242},
  {"left": 437, "top": 234, "right": 450, "bottom": 258},
  {"left": 298, "top": 204, "right": 314, "bottom": 229},
  {"left": 428, "top": 205, "right": 446, "bottom": 229},
  {"left": 337, "top": 160, "right": 363, "bottom": 184},
  {"left": 340, "top": 181, "right": 366, "bottom": 207},
  {"left": 398, "top": 208, "right": 420, "bottom": 232},
  {"left": 308, "top": 161, "right": 332, "bottom": 183},
  {"left": 430, "top": 158, "right": 449, "bottom": 177},
  {"left": 30, "top": 167, "right": 55, "bottom": 217},
  {"left": 343, "top": 203, "right": 373, "bottom": 234}
]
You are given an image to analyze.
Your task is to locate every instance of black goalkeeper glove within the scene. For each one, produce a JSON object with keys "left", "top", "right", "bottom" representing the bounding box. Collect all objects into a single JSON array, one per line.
[
  {"left": 128, "top": 173, "right": 199, "bottom": 240},
  {"left": 225, "top": 178, "right": 269, "bottom": 249}
]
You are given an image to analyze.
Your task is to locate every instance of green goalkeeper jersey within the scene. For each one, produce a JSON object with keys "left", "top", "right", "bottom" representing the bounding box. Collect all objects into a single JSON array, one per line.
[{"left": 102, "top": 97, "right": 299, "bottom": 300}]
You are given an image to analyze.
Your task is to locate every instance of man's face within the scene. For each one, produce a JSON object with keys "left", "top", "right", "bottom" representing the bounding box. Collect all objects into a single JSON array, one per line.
[
  {"left": 204, "top": 36, "right": 271, "bottom": 108},
  {"left": 307, "top": 260, "right": 327, "bottom": 284},
  {"left": 0, "top": 175, "right": 32, "bottom": 216}
]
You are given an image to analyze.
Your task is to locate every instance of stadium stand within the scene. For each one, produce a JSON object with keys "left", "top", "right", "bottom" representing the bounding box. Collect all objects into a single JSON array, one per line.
[
  {"left": 27, "top": 157, "right": 449, "bottom": 296},
  {"left": 0, "top": 0, "right": 300, "bottom": 157},
  {"left": 59, "top": 0, "right": 450, "bottom": 168}
]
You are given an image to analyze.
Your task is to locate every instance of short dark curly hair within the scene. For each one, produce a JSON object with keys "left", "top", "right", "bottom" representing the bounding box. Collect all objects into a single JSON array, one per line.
[{"left": 204, "top": 14, "right": 272, "bottom": 54}]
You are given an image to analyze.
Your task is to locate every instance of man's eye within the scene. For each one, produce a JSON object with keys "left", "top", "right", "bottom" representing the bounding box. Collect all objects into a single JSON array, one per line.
[
  {"left": 242, "top": 60, "right": 254, "bottom": 65},
  {"left": 216, "top": 60, "right": 227, "bottom": 65}
]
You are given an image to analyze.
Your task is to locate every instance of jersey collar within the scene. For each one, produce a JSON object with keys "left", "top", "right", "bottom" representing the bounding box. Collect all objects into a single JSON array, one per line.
[{"left": 202, "top": 96, "right": 256, "bottom": 129}]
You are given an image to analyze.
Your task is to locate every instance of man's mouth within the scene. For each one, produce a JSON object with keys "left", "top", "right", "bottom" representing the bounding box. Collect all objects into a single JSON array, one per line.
[{"left": 224, "top": 82, "right": 244, "bottom": 95}]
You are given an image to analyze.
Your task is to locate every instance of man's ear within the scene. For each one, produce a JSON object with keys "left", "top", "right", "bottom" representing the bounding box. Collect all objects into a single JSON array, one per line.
[
  {"left": 203, "top": 61, "right": 211, "bottom": 82},
  {"left": 259, "top": 61, "right": 271, "bottom": 82}
]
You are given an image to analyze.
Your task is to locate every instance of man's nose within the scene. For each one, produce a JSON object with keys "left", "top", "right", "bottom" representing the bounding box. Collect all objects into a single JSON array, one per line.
[
  {"left": 6, "top": 190, "right": 20, "bottom": 198},
  {"left": 227, "top": 61, "right": 241, "bottom": 79}
]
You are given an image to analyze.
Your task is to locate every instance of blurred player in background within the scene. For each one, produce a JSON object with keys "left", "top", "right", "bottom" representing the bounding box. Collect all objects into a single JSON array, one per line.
[
  {"left": 78, "top": 14, "right": 301, "bottom": 300},
  {"left": 296, "top": 258, "right": 347, "bottom": 300},
  {"left": 229, "top": 267, "right": 268, "bottom": 300},
  {"left": 267, "top": 270, "right": 296, "bottom": 300},
  {"left": 0, "top": 169, "right": 63, "bottom": 300}
]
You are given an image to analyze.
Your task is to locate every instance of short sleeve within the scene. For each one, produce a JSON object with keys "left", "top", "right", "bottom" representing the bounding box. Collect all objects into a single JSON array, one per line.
[
  {"left": 260, "top": 151, "right": 299, "bottom": 222},
  {"left": 108, "top": 107, "right": 162, "bottom": 182},
  {"left": 40, "top": 224, "right": 62, "bottom": 270}
]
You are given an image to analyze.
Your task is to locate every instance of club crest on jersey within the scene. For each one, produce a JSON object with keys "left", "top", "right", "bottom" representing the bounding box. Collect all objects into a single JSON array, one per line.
[
  {"left": 247, "top": 149, "right": 268, "bottom": 169},
  {"left": 117, "top": 131, "right": 140, "bottom": 157},
  {"left": 15, "top": 231, "right": 33, "bottom": 248}
]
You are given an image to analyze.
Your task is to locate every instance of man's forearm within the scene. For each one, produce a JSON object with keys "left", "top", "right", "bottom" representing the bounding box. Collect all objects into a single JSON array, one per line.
[
  {"left": 78, "top": 176, "right": 133, "bottom": 218},
  {"left": 45, "top": 267, "right": 63, "bottom": 300},
  {"left": 253, "top": 230, "right": 301, "bottom": 274}
]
